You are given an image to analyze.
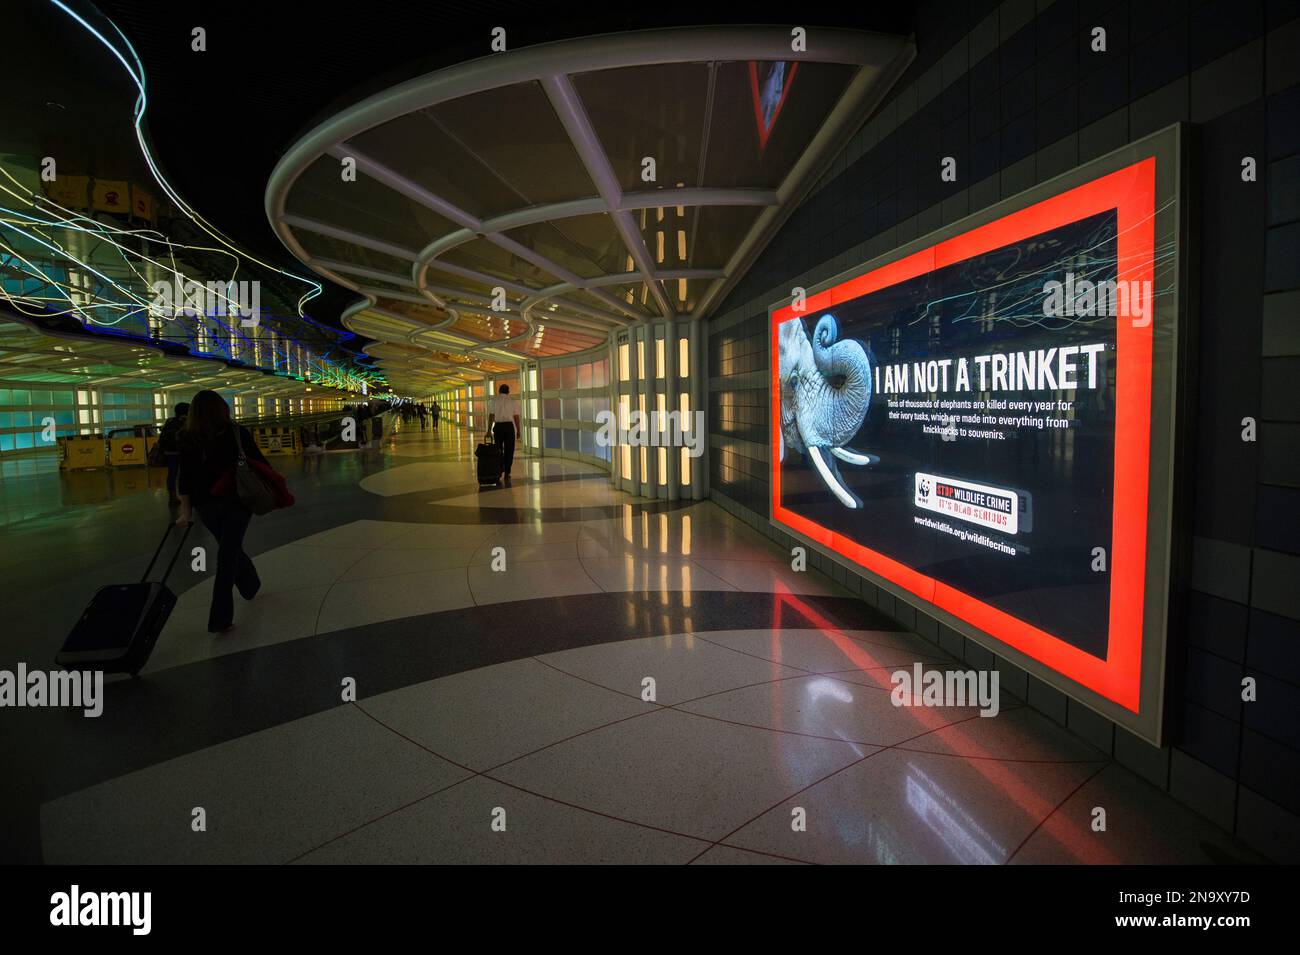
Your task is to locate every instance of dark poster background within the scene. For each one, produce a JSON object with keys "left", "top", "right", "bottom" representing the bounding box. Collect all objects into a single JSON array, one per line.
[{"left": 780, "top": 210, "right": 1118, "bottom": 657}]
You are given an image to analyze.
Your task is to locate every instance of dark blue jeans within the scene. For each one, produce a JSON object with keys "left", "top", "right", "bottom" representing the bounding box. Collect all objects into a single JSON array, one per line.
[
  {"left": 166, "top": 456, "right": 181, "bottom": 500},
  {"left": 197, "top": 497, "right": 260, "bottom": 631}
]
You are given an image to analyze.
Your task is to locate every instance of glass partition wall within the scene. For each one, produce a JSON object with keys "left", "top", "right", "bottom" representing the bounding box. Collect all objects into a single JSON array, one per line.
[
  {"left": 597, "top": 317, "right": 706, "bottom": 500},
  {"left": 529, "top": 346, "right": 613, "bottom": 471},
  {"left": 428, "top": 318, "right": 705, "bottom": 502}
]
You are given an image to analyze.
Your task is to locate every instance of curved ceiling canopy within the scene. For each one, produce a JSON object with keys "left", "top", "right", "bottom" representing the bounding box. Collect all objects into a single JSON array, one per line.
[{"left": 267, "top": 26, "right": 914, "bottom": 394}]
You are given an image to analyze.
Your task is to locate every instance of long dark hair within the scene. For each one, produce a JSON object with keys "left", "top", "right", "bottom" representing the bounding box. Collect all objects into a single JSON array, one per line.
[{"left": 184, "top": 390, "right": 232, "bottom": 447}]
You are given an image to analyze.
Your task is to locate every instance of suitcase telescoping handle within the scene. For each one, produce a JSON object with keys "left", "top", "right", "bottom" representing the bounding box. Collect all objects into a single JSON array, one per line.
[{"left": 140, "top": 521, "right": 193, "bottom": 585}]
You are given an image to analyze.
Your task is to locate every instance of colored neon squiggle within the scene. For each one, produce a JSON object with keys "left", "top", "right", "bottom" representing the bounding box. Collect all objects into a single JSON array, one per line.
[
  {"left": 48, "top": 0, "right": 325, "bottom": 315},
  {"left": 3, "top": 5, "right": 385, "bottom": 389}
]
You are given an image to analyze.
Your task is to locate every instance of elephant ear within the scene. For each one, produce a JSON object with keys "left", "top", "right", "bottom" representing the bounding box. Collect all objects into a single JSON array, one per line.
[
  {"left": 782, "top": 399, "right": 805, "bottom": 455},
  {"left": 777, "top": 320, "right": 810, "bottom": 454}
]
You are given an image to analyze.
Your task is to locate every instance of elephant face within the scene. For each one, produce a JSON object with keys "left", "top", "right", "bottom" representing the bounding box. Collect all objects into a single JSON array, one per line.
[
  {"left": 778, "top": 318, "right": 813, "bottom": 456},
  {"left": 778, "top": 314, "right": 871, "bottom": 451},
  {"left": 778, "top": 313, "right": 876, "bottom": 509}
]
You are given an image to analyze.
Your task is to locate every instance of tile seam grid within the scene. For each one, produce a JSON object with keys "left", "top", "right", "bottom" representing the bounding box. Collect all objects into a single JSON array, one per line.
[
  {"left": 527, "top": 644, "right": 1042, "bottom": 752},
  {"left": 285, "top": 699, "right": 724, "bottom": 863},
  {"left": 572, "top": 521, "right": 618, "bottom": 595},
  {"left": 1001, "top": 761, "right": 1112, "bottom": 865},
  {"left": 684, "top": 629, "right": 954, "bottom": 680},
  {"left": 531, "top": 630, "right": 925, "bottom": 704},
  {"left": 276, "top": 698, "right": 568, "bottom": 859},
  {"left": 682, "top": 707, "right": 1001, "bottom": 865},
  {"left": 310, "top": 541, "right": 391, "bottom": 636},
  {"left": 524, "top": 653, "right": 1018, "bottom": 755},
  {"left": 305, "top": 670, "right": 1039, "bottom": 864},
  {"left": 667, "top": 697, "right": 1030, "bottom": 752},
  {"left": 50, "top": 433, "right": 1268, "bottom": 841}
]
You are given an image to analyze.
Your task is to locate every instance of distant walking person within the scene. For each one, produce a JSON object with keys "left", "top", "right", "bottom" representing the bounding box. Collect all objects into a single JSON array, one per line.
[
  {"left": 355, "top": 404, "right": 371, "bottom": 447},
  {"left": 486, "top": 384, "right": 521, "bottom": 485},
  {"left": 431, "top": 400, "right": 440, "bottom": 431},
  {"left": 158, "top": 401, "right": 190, "bottom": 504},
  {"left": 417, "top": 402, "right": 428, "bottom": 431},
  {"left": 174, "top": 390, "right": 265, "bottom": 634}
]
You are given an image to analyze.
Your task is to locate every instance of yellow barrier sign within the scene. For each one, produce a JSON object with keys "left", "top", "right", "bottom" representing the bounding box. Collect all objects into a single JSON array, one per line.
[
  {"left": 253, "top": 427, "right": 300, "bottom": 456},
  {"left": 59, "top": 436, "right": 106, "bottom": 470},
  {"left": 108, "top": 435, "right": 150, "bottom": 467}
]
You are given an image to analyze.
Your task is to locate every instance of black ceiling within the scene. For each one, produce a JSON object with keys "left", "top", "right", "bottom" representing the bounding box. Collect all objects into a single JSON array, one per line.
[{"left": 74, "top": 0, "right": 920, "bottom": 327}]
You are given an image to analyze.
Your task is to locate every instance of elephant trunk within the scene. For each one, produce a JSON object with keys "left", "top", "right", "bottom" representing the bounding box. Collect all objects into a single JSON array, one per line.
[{"left": 810, "top": 315, "right": 871, "bottom": 447}]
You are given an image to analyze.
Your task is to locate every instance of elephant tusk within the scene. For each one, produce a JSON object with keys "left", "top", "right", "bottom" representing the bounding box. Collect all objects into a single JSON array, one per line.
[
  {"left": 809, "top": 446, "right": 860, "bottom": 508},
  {"left": 831, "top": 447, "right": 876, "bottom": 466}
]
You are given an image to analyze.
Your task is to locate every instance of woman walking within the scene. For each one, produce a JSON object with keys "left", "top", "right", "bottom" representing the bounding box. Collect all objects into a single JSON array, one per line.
[{"left": 175, "top": 390, "right": 265, "bottom": 633}]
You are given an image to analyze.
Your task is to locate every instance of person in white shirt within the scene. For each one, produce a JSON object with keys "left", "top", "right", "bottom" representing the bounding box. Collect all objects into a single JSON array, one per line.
[{"left": 486, "top": 385, "right": 521, "bottom": 484}]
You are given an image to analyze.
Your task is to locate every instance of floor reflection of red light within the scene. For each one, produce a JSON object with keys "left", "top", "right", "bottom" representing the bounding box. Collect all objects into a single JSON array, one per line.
[{"left": 773, "top": 588, "right": 1115, "bottom": 863}]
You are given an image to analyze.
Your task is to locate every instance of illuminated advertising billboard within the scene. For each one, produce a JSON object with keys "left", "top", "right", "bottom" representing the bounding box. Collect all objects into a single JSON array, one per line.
[{"left": 771, "top": 126, "right": 1186, "bottom": 743}]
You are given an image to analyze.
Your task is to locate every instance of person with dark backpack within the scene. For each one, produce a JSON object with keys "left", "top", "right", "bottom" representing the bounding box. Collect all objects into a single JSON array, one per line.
[
  {"left": 157, "top": 401, "right": 189, "bottom": 504},
  {"left": 174, "top": 390, "right": 266, "bottom": 634}
]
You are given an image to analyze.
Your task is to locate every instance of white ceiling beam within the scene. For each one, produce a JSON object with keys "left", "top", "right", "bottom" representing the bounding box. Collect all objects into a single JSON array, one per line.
[
  {"left": 266, "top": 27, "right": 899, "bottom": 200},
  {"left": 615, "top": 188, "right": 778, "bottom": 212},
  {"left": 694, "top": 45, "right": 916, "bottom": 318},
  {"left": 326, "top": 145, "right": 481, "bottom": 233},
  {"left": 540, "top": 73, "right": 673, "bottom": 319},
  {"left": 262, "top": 25, "right": 915, "bottom": 384},
  {"left": 279, "top": 215, "right": 420, "bottom": 260},
  {"left": 422, "top": 260, "right": 538, "bottom": 298},
  {"left": 316, "top": 260, "right": 415, "bottom": 287}
]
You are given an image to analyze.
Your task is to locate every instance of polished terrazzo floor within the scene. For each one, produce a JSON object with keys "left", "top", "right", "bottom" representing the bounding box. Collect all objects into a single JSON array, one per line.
[{"left": 0, "top": 424, "right": 1265, "bottom": 864}]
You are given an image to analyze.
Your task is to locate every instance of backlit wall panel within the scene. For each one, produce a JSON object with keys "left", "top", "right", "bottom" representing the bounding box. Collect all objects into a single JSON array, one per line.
[{"left": 770, "top": 129, "right": 1185, "bottom": 743}]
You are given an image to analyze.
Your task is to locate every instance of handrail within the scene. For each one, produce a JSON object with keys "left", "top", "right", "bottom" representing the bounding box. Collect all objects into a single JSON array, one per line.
[{"left": 232, "top": 410, "right": 350, "bottom": 430}]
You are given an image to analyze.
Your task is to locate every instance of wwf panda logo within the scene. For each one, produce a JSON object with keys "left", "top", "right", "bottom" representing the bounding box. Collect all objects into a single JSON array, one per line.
[{"left": 919, "top": 478, "right": 930, "bottom": 500}]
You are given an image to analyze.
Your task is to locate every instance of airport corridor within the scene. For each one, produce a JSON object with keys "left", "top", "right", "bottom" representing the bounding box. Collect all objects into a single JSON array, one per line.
[{"left": 0, "top": 423, "right": 1261, "bottom": 865}]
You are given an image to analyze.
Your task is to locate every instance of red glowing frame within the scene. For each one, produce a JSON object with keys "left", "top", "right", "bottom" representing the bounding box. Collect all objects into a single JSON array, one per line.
[
  {"left": 771, "top": 157, "right": 1157, "bottom": 713},
  {"left": 748, "top": 61, "right": 799, "bottom": 150}
]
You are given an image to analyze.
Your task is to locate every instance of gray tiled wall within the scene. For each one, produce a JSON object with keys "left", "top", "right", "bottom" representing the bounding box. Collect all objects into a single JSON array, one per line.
[{"left": 705, "top": 0, "right": 1300, "bottom": 862}]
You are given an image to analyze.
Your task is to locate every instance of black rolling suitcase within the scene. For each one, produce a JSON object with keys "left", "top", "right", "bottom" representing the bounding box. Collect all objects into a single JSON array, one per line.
[
  {"left": 56, "top": 522, "right": 192, "bottom": 677},
  {"left": 475, "top": 434, "right": 502, "bottom": 487}
]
